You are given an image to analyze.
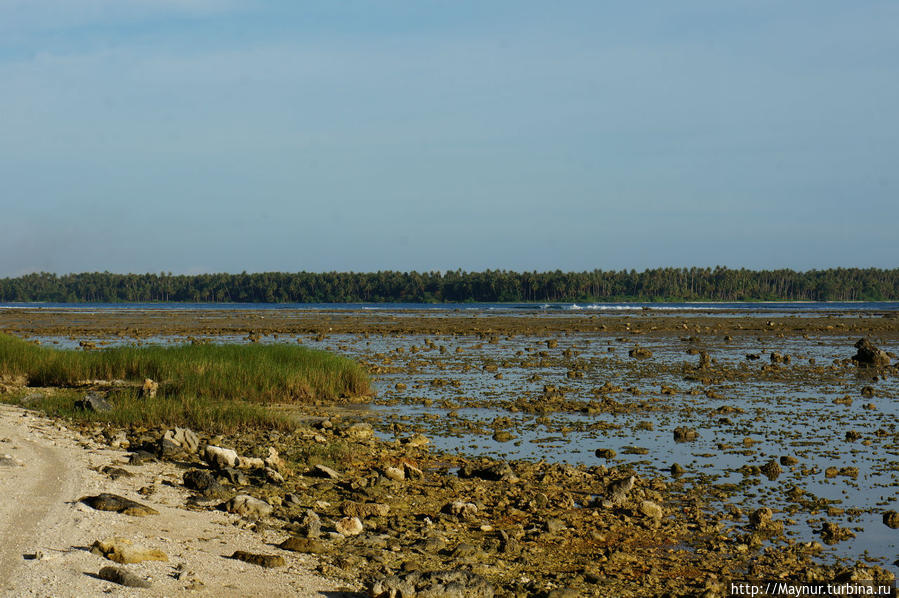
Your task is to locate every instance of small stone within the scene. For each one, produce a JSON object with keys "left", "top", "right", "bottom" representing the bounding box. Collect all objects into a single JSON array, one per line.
[
  {"left": 278, "top": 537, "right": 327, "bottom": 553},
  {"left": 883, "top": 511, "right": 899, "bottom": 529},
  {"left": 341, "top": 502, "right": 390, "bottom": 520},
  {"left": 265, "top": 467, "right": 284, "bottom": 484},
  {"left": 128, "top": 450, "right": 157, "bottom": 465},
  {"left": 749, "top": 507, "right": 776, "bottom": 530},
  {"left": 382, "top": 466, "right": 405, "bottom": 482},
  {"left": 163, "top": 427, "right": 199, "bottom": 453},
  {"left": 223, "top": 495, "right": 272, "bottom": 520},
  {"left": 230, "top": 551, "right": 285, "bottom": 568},
  {"left": 90, "top": 537, "right": 168, "bottom": 564},
  {"left": 602, "top": 475, "right": 635, "bottom": 507},
  {"left": 594, "top": 448, "right": 616, "bottom": 460},
  {"left": 639, "top": 500, "right": 664, "bottom": 520},
  {"left": 264, "top": 447, "right": 284, "bottom": 471},
  {"left": 402, "top": 461, "right": 424, "bottom": 479},
  {"left": 673, "top": 427, "right": 698, "bottom": 442},
  {"left": 312, "top": 464, "right": 340, "bottom": 479},
  {"left": 98, "top": 566, "right": 151, "bottom": 588},
  {"left": 403, "top": 433, "right": 430, "bottom": 448},
  {"left": 204, "top": 445, "right": 238, "bottom": 470},
  {"left": 818, "top": 521, "right": 855, "bottom": 544},
  {"left": 670, "top": 463, "right": 686, "bottom": 477},
  {"left": 296, "top": 509, "right": 321, "bottom": 538},
  {"left": 780, "top": 456, "right": 799, "bottom": 466},
  {"left": 544, "top": 518, "right": 565, "bottom": 534},
  {"left": 760, "top": 459, "right": 782, "bottom": 480},
  {"left": 335, "top": 516, "right": 363, "bottom": 536},
  {"left": 444, "top": 501, "right": 479, "bottom": 520},
  {"left": 346, "top": 422, "right": 374, "bottom": 441}
]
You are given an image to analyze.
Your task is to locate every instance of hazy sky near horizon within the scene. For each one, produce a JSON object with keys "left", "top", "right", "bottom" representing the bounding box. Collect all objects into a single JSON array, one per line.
[{"left": 1, "top": 1, "right": 897, "bottom": 276}]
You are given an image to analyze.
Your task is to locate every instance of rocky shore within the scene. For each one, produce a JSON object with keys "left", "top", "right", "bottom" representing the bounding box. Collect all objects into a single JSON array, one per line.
[
  {"left": 0, "top": 308, "right": 897, "bottom": 596},
  {"left": 3, "top": 398, "right": 895, "bottom": 597}
]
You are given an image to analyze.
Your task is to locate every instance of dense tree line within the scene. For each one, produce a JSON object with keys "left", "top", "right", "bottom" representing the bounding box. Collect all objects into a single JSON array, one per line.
[{"left": 1, "top": 268, "right": 897, "bottom": 303}]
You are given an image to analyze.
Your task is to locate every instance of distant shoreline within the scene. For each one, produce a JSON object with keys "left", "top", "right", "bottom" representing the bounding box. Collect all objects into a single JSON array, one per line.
[{"left": 3, "top": 268, "right": 898, "bottom": 303}]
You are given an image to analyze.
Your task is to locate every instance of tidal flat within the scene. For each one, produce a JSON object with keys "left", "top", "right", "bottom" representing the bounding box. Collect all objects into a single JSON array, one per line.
[{"left": 1, "top": 306, "right": 897, "bottom": 597}]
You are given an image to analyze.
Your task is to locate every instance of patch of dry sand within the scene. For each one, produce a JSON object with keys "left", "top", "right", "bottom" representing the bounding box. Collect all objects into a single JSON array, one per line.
[{"left": 0, "top": 404, "right": 347, "bottom": 598}]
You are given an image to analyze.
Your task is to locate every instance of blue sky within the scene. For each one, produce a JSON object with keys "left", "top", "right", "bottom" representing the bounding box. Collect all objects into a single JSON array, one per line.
[{"left": 1, "top": 1, "right": 897, "bottom": 275}]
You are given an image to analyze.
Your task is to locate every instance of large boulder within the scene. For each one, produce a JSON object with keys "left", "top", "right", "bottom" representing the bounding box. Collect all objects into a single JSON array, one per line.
[{"left": 852, "top": 338, "right": 891, "bottom": 367}]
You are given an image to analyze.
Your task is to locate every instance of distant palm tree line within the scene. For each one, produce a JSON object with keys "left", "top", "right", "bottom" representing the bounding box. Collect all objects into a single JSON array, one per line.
[{"left": 1, "top": 268, "right": 897, "bottom": 303}]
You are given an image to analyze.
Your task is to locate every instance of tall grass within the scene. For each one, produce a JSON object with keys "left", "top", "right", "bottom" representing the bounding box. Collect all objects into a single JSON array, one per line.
[
  {"left": 22, "top": 391, "right": 296, "bottom": 434},
  {"left": 0, "top": 333, "right": 371, "bottom": 404}
]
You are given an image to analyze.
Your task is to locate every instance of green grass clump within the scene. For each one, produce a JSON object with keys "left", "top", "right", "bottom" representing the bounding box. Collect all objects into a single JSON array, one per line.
[
  {"left": 0, "top": 333, "right": 371, "bottom": 404},
  {"left": 13, "top": 390, "right": 294, "bottom": 434}
]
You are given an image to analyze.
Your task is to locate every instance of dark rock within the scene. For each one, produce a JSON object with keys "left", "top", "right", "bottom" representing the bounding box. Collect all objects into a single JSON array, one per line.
[
  {"left": 749, "top": 508, "right": 772, "bottom": 528},
  {"left": 670, "top": 463, "right": 685, "bottom": 477},
  {"left": 229, "top": 551, "right": 285, "bottom": 568},
  {"left": 852, "top": 338, "right": 890, "bottom": 367},
  {"left": 458, "top": 461, "right": 517, "bottom": 482},
  {"left": 312, "top": 464, "right": 341, "bottom": 479},
  {"left": 128, "top": 450, "right": 157, "bottom": 465},
  {"left": 544, "top": 518, "right": 565, "bottom": 534},
  {"left": 599, "top": 475, "right": 635, "bottom": 508},
  {"left": 443, "top": 501, "right": 478, "bottom": 521},
  {"left": 883, "top": 510, "right": 899, "bottom": 529},
  {"left": 101, "top": 466, "right": 133, "bottom": 481},
  {"left": 628, "top": 346, "right": 652, "bottom": 359},
  {"left": 184, "top": 469, "right": 230, "bottom": 499},
  {"left": 157, "top": 436, "right": 185, "bottom": 459},
  {"left": 75, "top": 392, "right": 112, "bottom": 413},
  {"left": 219, "top": 467, "right": 250, "bottom": 486},
  {"left": 760, "top": 459, "right": 782, "bottom": 480},
  {"left": 80, "top": 493, "right": 158, "bottom": 516},
  {"left": 98, "top": 566, "right": 151, "bottom": 588},
  {"left": 594, "top": 448, "right": 616, "bottom": 460},
  {"left": 295, "top": 509, "right": 321, "bottom": 538},
  {"left": 673, "top": 427, "right": 699, "bottom": 442},
  {"left": 819, "top": 521, "right": 855, "bottom": 544},
  {"left": 412, "top": 536, "right": 448, "bottom": 554}
]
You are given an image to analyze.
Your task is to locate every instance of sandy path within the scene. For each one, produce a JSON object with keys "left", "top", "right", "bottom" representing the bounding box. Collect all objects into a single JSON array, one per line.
[{"left": 0, "top": 404, "right": 348, "bottom": 597}]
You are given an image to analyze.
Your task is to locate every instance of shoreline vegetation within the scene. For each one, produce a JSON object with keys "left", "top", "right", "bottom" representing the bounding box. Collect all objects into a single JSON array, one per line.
[
  {"left": 2, "top": 267, "right": 899, "bottom": 303},
  {"left": 0, "top": 333, "right": 371, "bottom": 433}
]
